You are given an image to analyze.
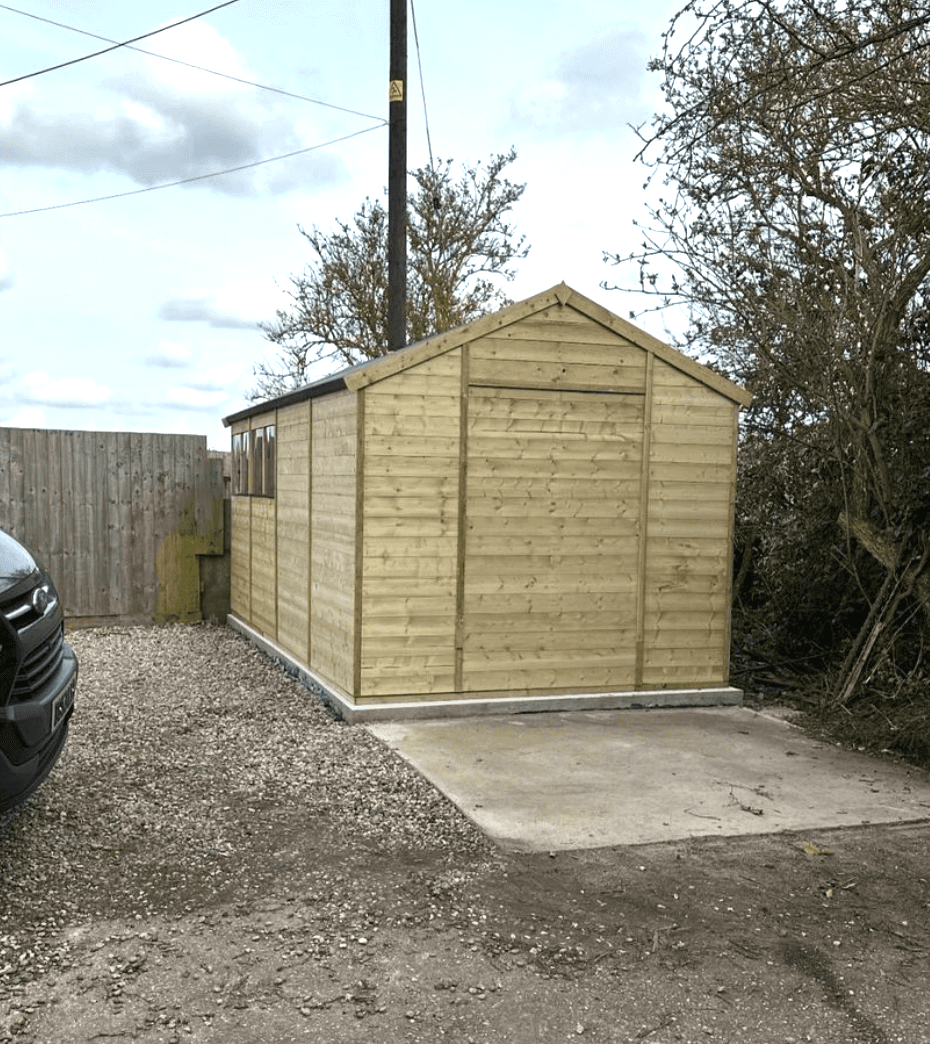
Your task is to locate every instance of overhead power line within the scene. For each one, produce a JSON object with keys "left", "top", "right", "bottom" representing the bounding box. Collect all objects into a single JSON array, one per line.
[
  {"left": 0, "top": 2, "right": 384, "bottom": 123},
  {"left": 410, "top": 0, "right": 434, "bottom": 170},
  {"left": 0, "top": 0, "right": 242, "bottom": 88},
  {"left": 0, "top": 125, "right": 385, "bottom": 219}
]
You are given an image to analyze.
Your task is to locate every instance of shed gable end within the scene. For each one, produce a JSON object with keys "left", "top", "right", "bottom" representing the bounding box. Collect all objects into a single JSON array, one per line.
[{"left": 467, "top": 304, "right": 647, "bottom": 394}]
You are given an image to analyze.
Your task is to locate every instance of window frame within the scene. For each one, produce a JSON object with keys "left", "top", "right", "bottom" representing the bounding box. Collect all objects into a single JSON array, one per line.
[{"left": 231, "top": 423, "right": 276, "bottom": 498}]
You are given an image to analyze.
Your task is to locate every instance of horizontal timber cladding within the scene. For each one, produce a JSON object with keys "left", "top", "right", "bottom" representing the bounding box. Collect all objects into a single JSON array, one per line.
[
  {"left": 359, "top": 351, "right": 462, "bottom": 696},
  {"left": 230, "top": 494, "right": 251, "bottom": 621},
  {"left": 461, "top": 384, "right": 643, "bottom": 694},
  {"left": 250, "top": 497, "right": 277, "bottom": 639},
  {"left": 276, "top": 401, "right": 311, "bottom": 663},
  {"left": 469, "top": 312, "right": 646, "bottom": 393},
  {"left": 224, "top": 282, "right": 750, "bottom": 708},
  {"left": 310, "top": 391, "right": 357, "bottom": 694},
  {"left": 641, "top": 358, "right": 737, "bottom": 688}
]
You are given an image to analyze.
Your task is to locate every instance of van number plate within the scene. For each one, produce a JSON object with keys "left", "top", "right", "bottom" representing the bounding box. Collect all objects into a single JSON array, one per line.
[{"left": 51, "top": 680, "right": 75, "bottom": 731}]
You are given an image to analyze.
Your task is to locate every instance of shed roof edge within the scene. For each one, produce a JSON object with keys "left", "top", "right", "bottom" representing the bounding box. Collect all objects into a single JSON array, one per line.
[
  {"left": 221, "top": 281, "right": 751, "bottom": 425},
  {"left": 563, "top": 289, "right": 753, "bottom": 407},
  {"left": 221, "top": 375, "right": 348, "bottom": 427}
]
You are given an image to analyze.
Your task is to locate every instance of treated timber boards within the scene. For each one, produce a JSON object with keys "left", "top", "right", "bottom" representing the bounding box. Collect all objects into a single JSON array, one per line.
[
  {"left": 343, "top": 287, "right": 568, "bottom": 390},
  {"left": 645, "top": 353, "right": 737, "bottom": 689},
  {"left": 351, "top": 681, "right": 726, "bottom": 705},
  {"left": 363, "top": 393, "right": 460, "bottom": 417},
  {"left": 365, "top": 613, "right": 458, "bottom": 636},
  {"left": 467, "top": 498, "right": 637, "bottom": 519},
  {"left": 364, "top": 555, "right": 458, "bottom": 579},
  {"left": 361, "top": 673, "right": 457, "bottom": 696},
  {"left": 230, "top": 497, "right": 251, "bottom": 619},
  {"left": 470, "top": 335, "right": 644, "bottom": 366},
  {"left": 310, "top": 392, "right": 357, "bottom": 693},
  {"left": 460, "top": 664, "right": 638, "bottom": 693},
  {"left": 650, "top": 443, "right": 734, "bottom": 465},
  {"left": 470, "top": 385, "right": 644, "bottom": 416},
  {"left": 250, "top": 498, "right": 276, "bottom": 639},
  {"left": 360, "top": 350, "right": 462, "bottom": 697},
  {"left": 225, "top": 285, "right": 747, "bottom": 706},
  {"left": 462, "top": 384, "right": 640, "bottom": 694},
  {"left": 463, "top": 614, "right": 636, "bottom": 637},
  {"left": 466, "top": 514, "right": 639, "bottom": 536},
  {"left": 464, "top": 627, "right": 638, "bottom": 653},
  {"left": 465, "top": 553, "right": 637, "bottom": 574},
  {"left": 465, "top": 591, "right": 634, "bottom": 614},
  {"left": 276, "top": 403, "right": 310, "bottom": 662},
  {"left": 469, "top": 358, "right": 644, "bottom": 391},
  {"left": 466, "top": 534, "right": 639, "bottom": 555}
]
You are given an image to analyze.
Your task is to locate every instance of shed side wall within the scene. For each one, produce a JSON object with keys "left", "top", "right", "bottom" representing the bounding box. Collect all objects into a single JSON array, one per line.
[
  {"left": 359, "top": 350, "right": 462, "bottom": 696},
  {"left": 276, "top": 401, "right": 311, "bottom": 662},
  {"left": 230, "top": 421, "right": 251, "bottom": 623},
  {"left": 642, "top": 358, "right": 737, "bottom": 687},
  {"left": 310, "top": 391, "right": 357, "bottom": 692}
]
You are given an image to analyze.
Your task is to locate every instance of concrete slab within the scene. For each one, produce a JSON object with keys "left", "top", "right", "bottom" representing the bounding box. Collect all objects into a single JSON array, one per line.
[{"left": 368, "top": 707, "right": 930, "bottom": 851}]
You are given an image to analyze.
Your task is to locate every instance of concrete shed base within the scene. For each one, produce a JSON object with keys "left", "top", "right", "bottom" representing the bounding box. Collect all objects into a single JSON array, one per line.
[{"left": 228, "top": 615, "right": 743, "bottom": 723}]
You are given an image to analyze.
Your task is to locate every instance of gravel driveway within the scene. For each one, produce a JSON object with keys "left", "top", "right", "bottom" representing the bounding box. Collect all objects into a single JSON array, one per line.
[{"left": 1, "top": 624, "right": 928, "bottom": 1043}]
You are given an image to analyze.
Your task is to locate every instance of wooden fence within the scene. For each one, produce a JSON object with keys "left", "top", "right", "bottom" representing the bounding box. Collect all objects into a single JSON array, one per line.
[{"left": 0, "top": 428, "right": 228, "bottom": 624}]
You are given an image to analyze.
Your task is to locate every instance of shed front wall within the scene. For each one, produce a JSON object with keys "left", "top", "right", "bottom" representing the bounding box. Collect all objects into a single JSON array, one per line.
[
  {"left": 642, "top": 359, "right": 737, "bottom": 688},
  {"left": 354, "top": 302, "right": 739, "bottom": 703}
]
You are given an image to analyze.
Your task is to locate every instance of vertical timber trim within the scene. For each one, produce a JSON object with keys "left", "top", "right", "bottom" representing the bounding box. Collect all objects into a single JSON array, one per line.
[
  {"left": 248, "top": 460, "right": 254, "bottom": 628},
  {"left": 724, "top": 405, "right": 740, "bottom": 685},
  {"left": 453, "top": 343, "right": 470, "bottom": 692},
  {"left": 353, "top": 388, "right": 365, "bottom": 698},
  {"left": 634, "top": 350, "right": 655, "bottom": 688},
  {"left": 273, "top": 408, "right": 279, "bottom": 641},
  {"left": 306, "top": 398, "right": 314, "bottom": 672}
]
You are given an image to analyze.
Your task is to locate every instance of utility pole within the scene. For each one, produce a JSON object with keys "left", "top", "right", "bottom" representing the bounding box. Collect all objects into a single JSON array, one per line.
[{"left": 387, "top": 0, "right": 407, "bottom": 352}]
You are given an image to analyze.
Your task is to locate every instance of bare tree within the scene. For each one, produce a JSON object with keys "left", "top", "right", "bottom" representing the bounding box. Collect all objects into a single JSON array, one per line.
[
  {"left": 250, "top": 149, "right": 528, "bottom": 399},
  {"left": 606, "top": 0, "right": 930, "bottom": 717}
]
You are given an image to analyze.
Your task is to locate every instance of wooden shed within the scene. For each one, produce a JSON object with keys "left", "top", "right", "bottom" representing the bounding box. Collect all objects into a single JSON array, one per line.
[{"left": 223, "top": 283, "right": 750, "bottom": 721}]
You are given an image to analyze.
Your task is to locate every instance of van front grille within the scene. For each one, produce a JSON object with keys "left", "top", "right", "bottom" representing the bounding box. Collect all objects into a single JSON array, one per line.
[{"left": 10, "top": 624, "right": 65, "bottom": 702}]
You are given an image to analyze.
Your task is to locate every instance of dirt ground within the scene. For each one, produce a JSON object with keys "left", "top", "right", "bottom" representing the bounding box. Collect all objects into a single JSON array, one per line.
[{"left": 1, "top": 626, "right": 929, "bottom": 1044}]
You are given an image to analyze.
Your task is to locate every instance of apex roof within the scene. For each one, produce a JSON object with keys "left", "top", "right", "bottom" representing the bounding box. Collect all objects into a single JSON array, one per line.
[{"left": 223, "top": 281, "right": 750, "bottom": 427}]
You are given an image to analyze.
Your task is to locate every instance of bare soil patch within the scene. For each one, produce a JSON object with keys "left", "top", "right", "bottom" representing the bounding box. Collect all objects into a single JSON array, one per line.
[{"left": 1, "top": 624, "right": 928, "bottom": 1043}]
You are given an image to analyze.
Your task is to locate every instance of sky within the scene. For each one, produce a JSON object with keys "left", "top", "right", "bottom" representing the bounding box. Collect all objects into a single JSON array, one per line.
[{"left": 0, "top": 0, "right": 683, "bottom": 451}]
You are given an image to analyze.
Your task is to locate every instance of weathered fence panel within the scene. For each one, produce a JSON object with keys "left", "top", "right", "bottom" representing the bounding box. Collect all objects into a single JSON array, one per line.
[{"left": 0, "top": 428, "right": 228, "bottom": 624}]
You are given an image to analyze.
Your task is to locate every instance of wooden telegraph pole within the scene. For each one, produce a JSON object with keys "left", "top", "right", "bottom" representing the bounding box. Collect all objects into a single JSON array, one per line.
[{"left": 387, "top": 0, "right": 407, "bottom": 352}]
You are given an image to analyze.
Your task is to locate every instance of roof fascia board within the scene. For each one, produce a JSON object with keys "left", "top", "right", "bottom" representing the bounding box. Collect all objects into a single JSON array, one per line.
[{"left": 221, "top": 375, "right": 347, "bottom": 427}]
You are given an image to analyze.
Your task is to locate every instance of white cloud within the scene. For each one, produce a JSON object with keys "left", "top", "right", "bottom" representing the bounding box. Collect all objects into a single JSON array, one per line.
[
  {"left": 186, "top": 364, "right": 243, "bottom": 392},
  {"left": 0, "top": 22, "right": 348, "bottom": 196},
  {"left": 0, "top": 246, "right": 13, "bottom": 291},
  {"left": 510, "top": 26, "right": 653, "bottom": 135},
  {"left": 158, "top": 296, "right": 260, "bottom": 330},
  {"left": 169, "top": 387, "right": 227, "bottom": 410},
  {"left": 145, "top": 342, "right": 192, "bottom": 368},
  {"left": 22, "top": 373, "right": 110, "bottom": 408},
  {"left": 2, "top": 406, "right": 45, "bottom": 428}
]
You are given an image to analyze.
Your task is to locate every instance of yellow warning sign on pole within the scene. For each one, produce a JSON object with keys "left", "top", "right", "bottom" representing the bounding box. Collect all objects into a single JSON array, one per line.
[{"left": 389, "top": 79, "right": 404, "bottom": 103}]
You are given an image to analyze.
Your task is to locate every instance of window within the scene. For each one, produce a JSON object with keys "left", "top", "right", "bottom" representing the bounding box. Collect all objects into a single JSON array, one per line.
[
  {"left": 231, "top": 424, "right": 275, "bottom": 497},
  {"left": 232, "top": 432, "right": 248, "bottom": 495},
  {"left": 263, "top": 425, "right": 275, "bottom": 497}
]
